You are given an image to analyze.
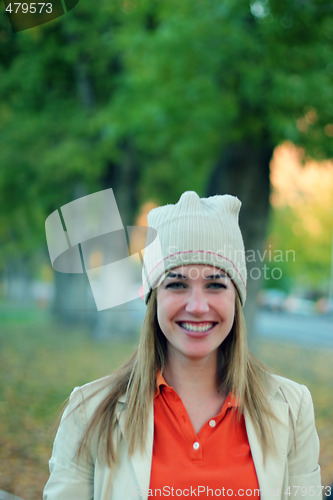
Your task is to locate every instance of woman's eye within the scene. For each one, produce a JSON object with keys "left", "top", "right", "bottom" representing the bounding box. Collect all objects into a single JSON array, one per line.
[
  {"left": 207, "top": 282, "right": 227, "bottom": 289},
  {"left": 165, "top": 282, "right": 186, "bottom": 289}
]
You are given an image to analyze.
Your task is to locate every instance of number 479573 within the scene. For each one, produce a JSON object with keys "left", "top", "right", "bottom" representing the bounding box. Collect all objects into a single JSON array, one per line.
[{"left": 5, "top": 3, "right": 53, "bottom": 14}]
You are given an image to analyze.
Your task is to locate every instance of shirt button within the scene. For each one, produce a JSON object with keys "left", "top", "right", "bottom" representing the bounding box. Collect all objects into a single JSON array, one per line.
[
  {"left": 193, "top": 441, "right": 200, "bottom": 450},
  {"left": 209, "top": 419, "right": 216, "bottom": 428}
]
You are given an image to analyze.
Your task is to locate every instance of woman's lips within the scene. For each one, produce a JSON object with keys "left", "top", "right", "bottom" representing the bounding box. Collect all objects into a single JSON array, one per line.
[{"left": 176, "top": 321, "right": 217, "bottom": 336}]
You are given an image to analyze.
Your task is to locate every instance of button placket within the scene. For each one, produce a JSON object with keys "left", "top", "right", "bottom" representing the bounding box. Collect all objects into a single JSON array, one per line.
[{"left": 189, "top": 437, "right": 203, "bottom": 461}]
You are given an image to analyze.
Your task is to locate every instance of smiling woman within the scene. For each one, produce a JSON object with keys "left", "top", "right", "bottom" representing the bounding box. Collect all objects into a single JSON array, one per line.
[
  {"left": 157, "top": 265, "right": 236, "bottom": 364},
  {"left": 43, "top": 191, "right": 321, "bottom": 500}
]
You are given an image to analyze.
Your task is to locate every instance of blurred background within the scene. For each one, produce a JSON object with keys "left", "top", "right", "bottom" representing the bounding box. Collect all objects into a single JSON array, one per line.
[{"left": 0, "top": 0, "right": 332, "bottom": 498}]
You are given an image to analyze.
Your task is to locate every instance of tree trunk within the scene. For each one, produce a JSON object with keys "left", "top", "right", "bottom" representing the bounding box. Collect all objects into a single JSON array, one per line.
[
  {"left": 205, "top": 142, "right": 274, "bottom": 344},
  {"left": 90, "top": 140, "right": 141, "bottom": 340},
  {"left": 102, "top": 139, "right": 140, "bottom": 227},
  {"left": 3, "top": 257, "right": 33, "bottom": 303},
  {"left": 52, "top": 30, "right": 97, "bottom": 325}
]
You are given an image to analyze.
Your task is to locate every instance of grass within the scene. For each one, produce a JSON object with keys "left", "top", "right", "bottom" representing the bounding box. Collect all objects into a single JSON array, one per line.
[{"left": 0, "top": 306, "right": 332, "bottom": 499}]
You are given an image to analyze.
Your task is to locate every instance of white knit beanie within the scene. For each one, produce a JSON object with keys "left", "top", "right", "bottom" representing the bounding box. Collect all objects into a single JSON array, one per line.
[{"left": 142, "top": 191, "right": 247, "bottom": 304}]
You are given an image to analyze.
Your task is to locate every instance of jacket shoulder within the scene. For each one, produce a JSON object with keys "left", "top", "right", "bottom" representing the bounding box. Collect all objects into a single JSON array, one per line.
[
  {"left": 269, "top": 372, "right": 304, "bottom": 393},
  {"left": 78, "top": 375, "right": 114, "bottom": 396},
  {"left": 66, "top": 375, "right": 115, "bottom": 423},
  {"left": 267, "top": 373, "right": 314, "bottom": 421}
]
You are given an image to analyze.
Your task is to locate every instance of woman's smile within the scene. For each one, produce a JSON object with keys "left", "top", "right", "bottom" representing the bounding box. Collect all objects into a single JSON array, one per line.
[
  {"left": 177, "top": 321, "right": 217, "bottom": 339},
  {"left": 178, "top": 321, "right": 217, "bottom": 332}
]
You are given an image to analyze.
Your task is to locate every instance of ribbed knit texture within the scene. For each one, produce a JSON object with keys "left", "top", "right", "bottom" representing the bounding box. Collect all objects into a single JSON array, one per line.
[{"left": 142, "top": 191, "right": 247, "bottom": 304}]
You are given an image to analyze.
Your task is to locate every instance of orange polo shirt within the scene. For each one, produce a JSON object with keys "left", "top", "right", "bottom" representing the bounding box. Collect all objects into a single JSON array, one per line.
[{"left": 149, "top": 371, "right": 260, "bottom": 498}]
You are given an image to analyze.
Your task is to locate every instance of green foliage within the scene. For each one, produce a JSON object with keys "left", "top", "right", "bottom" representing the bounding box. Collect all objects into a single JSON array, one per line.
[
  {"left": 0, "top": 1, "right": 123, "bottom": 264},
  {"left": 0, "top": 0, "right": 332, "bottom": 266},
  {"left": 267, "top": 204, "right": 333, "bottom": 293},
  {"left": 112, "top": 0, "right": 333, "bottom": 154}
]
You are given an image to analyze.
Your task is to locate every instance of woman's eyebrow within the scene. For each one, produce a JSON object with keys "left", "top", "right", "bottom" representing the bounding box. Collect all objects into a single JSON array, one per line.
[
  {"left": 204, "top": 272, "right": 228, "bottom": 279},
  {"left": 166, "top": 272, "right": 187, "bottom": 279}
]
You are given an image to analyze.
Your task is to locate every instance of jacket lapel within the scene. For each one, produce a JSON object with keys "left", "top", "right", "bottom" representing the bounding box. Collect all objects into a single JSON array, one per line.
[
  {"left": 244, "top": 381, "right": 290, "bottom": 499},
  {"left": 116, "top": 396, "right": 154, "bottom": 499}
]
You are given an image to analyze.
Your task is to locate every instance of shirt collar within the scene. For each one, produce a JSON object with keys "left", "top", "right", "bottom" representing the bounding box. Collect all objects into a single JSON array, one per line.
[
  {"left": 223, "top": 391, "right": 239, "bottom": 409},
  {"left": 155, "top": 369, "right": 169, "bottom": 398}
]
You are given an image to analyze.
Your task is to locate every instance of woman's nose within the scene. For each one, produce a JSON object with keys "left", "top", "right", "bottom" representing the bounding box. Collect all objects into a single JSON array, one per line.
[{"left": 185, "top": 289, "right": 209, "bottom": 314}]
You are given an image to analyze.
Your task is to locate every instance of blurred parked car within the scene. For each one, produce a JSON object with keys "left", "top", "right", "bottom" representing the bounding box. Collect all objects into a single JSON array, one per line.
[
  {"left": 283, "top": 295, "right": 317, "bottom": 315},
  {"left": 257, "top": 289, "right": 287, "bottom": 312}
]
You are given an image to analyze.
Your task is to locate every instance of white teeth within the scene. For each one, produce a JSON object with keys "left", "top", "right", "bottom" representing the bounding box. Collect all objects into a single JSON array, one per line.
[{"left": 179, "top": 322, "right": 215, "bottom": 332}]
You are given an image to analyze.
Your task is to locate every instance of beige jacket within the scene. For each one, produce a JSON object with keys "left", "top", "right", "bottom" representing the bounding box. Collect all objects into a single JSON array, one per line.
[{"left": 43, "top": 374, "right": 321, "bottom": 500}]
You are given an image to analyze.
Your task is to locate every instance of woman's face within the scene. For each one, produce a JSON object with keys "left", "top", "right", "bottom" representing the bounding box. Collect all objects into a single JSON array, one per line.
[{"left": 156, "top": 264, "right": 236, "bottom": 363}]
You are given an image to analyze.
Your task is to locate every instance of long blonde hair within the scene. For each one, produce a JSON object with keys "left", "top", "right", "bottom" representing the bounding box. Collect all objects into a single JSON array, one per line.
[{"left": 77, "top": 289, "right": 276, "bottom": 465}]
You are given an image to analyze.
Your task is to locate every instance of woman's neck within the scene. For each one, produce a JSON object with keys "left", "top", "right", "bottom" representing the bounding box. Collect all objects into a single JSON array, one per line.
[
  {"left": 163, "top": 351, "right": 221, "bottom": 398},
  {"left": 162, "top": 352, "right": 226, "bottom": 434}
]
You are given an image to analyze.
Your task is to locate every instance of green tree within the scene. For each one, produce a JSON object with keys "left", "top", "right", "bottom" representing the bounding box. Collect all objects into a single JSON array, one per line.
[
  {"left": 0, "top": 0, "right": 139, "bottom": 268},
  {"left": 1, "top": 0, "right": 332, "bottom": 330}
]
